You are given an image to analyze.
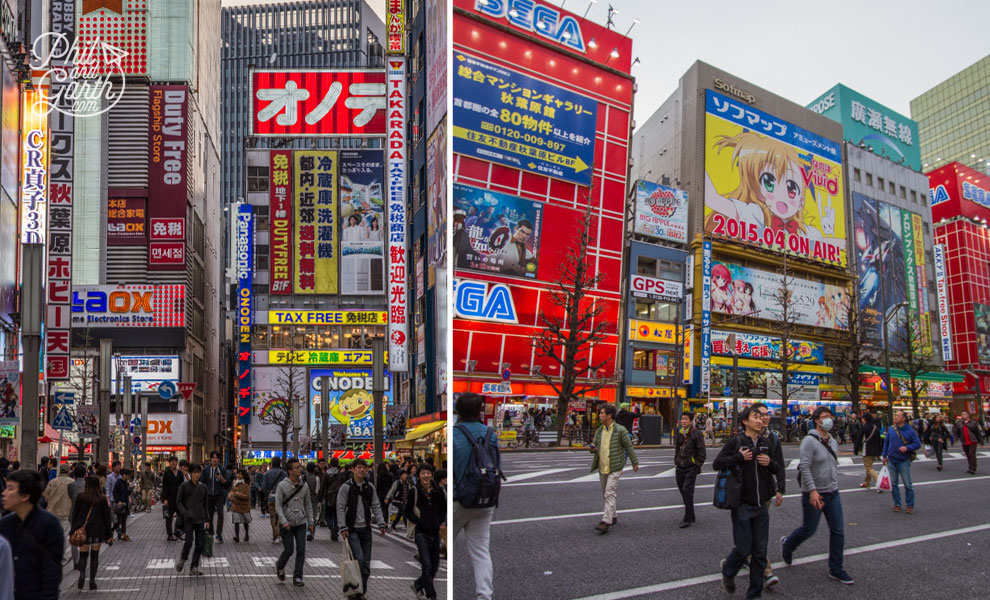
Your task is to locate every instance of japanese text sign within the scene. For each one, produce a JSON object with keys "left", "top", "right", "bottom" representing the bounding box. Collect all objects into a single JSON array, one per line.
[
  {"left": 270, "top": 150, "right": 293, "bottom": 294},
  {"left": 710, "top": 330, "right": 824, "bottom": 364},
  {"left": 237, "top": 203, "right": 254, "bottom": 424},
  {"left": 386, "top": 0, "right": 405, "bottom": 55},
  {"left": 107, "top": 196, "right": 147, "bottom": 244},
  {"left": 294, "top": 151, "right": 338, "bottom": 294},
  {"left": 251, "top": 70, "right": 386, "bottom": 137},
  {"left": 147, "top": 85, "right": 188, "bottom": 270},
  {"left": 21, "top": 89, "right": 48, "bottom": 245},
  {"left": 705, "top": 89, "right": 846, "bottom": 267},
  {"left": 633, "top": 180, "right": 688, "bottom": 243},
  {"left": 271, "top": 350, "right": 388, "bottom": 366},
  {"left": 933, "top": 244, "right": 953, "bottom": 362},
  {"left": 268, "top": 310, "right": 387, "bottom": 325},
  {"left": 71, "top": 285, "right": 185, "bottom": 328},
  {"left": 386, "top": 58, "right": 409, "bottom": 372},
  {"left": 453, "top": 52, "right": 597, "bottom": 186}
]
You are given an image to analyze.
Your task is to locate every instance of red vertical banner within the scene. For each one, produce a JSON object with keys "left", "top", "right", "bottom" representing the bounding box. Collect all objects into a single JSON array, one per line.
[
  {"left": 148, "top": 85, "right": 189, "bottom": 270},
  {"left": 269, "top": 150, "right": 293, "bottom": 294}
]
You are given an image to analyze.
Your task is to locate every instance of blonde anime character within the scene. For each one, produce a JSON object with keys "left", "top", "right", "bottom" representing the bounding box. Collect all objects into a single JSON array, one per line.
[
  {"left": 705, "top": 131, "right": 837, "bottom": 243},
  {"left": 814, "top": 288, "right": 850, "bottom": 330}
]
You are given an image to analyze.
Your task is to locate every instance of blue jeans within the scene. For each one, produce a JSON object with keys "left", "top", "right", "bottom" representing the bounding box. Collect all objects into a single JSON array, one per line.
[
  {"left": 783, "top": 490, "right": 844, "bottom": 573},
  {"left": 347, "top": 527, "right": 374, "bottom": 593},
  {"left": 414, "top": 532, "right": 441, "bottom": 599},
  {"left": 888, "top": 460, "right": 914, "bottom": 508},
  {"left": 276, "top": 523, "right": 307, "bottom": 580},
  {"left": 723, "top": 504, "right": 769, "bottom": 599}
]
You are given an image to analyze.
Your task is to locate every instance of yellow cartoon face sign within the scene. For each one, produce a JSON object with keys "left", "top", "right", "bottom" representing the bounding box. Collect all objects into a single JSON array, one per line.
[{"left": 330, "top": 389, "right": 373, "bottom": 424}]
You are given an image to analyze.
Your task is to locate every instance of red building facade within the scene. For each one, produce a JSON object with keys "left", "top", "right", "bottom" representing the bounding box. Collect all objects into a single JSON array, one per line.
[
  {"left": 451, "top": 0, "right": 634, "bottom": 420},
  {"left": 929, "top": 161, "right": 990, "bottom": 411}
]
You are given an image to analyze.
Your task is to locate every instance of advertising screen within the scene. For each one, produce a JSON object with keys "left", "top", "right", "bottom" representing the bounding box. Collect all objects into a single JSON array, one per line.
[
  {"left": 340, "top": 150, "right": 384, "bottom": 294},
  {"left": 710, "top": 330, "right": 824, "bottom": 364},
  {"left": 710, "top": 260, "right": 849, "bottom": 330},
  {"left": 425, "top": 0, "right": 447, "bottom": 133},
  {"left": 633, "top": 180, "right": 688, "bottom": 243},
  {"left": 453, "top": 52, "right": 597, "bottom": 186},
  {"left": 704, "top": 90, "right": 846, "bottom": 267},
  {"left": 147, "top": 85, "right": 188, "bottom": 270},
  {"left": 453, "top": 183, "right": 543, "bottom": 279},
  {"left": 427, "top": 122, "right": 447, "bottom": 265},
  {"left": 975, "top": 303, "right": 990, "bottom": 364},
  {"left": 294, "top": 151, "right": 338, "bottom": 294},
  {"left": 71, "top": 285, "right": 186, "bottom": 328},
  {"left": 309, "top": 368, "right": 393, "bottom": 439},
  {"left": 251, "top": 70, "right": 387, "bottom": 137},
  {"left": 110, "top": 356, "right": 181, "bottom": 394}
]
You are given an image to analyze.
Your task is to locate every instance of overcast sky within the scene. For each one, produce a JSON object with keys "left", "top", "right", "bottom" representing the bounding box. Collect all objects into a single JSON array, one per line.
[
  {"left": 546, "top": 0, "right": 989, "bottom": 126},
  {"left": 221, "top": 0, "right": 385, "bottom": 21}
]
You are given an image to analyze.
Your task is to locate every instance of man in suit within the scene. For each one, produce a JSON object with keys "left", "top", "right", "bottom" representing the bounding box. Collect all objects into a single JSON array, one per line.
[
  {"left": 201, "top": 451, "right": 232, "bottom": 543},
  {"left": 161, "top": 456, "right": 184, "bottom": 541}
]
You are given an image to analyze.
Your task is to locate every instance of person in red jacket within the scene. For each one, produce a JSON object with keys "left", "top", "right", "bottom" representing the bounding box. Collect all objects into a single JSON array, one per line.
[{"left": 953, "top": 411, "right": 985, "bottom": 474}]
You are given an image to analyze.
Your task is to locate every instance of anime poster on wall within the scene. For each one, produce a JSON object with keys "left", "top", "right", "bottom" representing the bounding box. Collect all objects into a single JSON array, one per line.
[
  {"left": 339, "top": 150, "right": 385, "bottom": 295},
  {"left": 704, "top": 89, "right": 846, "bottom": 267},
  {"left": 853, "top": 193, "right": 910, "bottom": 351},
  {"left": 975, "top": 303, "right": 990, "bottom": 364},
  {"left": 453, "top": 183, "right": 543, "bottom": 279},
  {"left": 709, "top": 260, "right": 849, "bottom": 331}
]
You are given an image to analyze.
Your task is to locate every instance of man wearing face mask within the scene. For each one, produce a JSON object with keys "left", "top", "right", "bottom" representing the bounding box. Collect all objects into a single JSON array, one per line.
[{"left": 780, "top": 406, "right": 853, "bottom": 585}]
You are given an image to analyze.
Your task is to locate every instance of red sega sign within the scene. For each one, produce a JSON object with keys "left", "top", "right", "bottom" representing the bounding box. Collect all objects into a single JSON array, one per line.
[{"left": 251, "top": 70, "right": 387, "bottom": 137}]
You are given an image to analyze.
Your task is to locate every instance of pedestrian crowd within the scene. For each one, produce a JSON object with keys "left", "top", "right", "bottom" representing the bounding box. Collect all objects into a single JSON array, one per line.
[{"left": 0, "top": 450, "right": 447, "bottom": 600}]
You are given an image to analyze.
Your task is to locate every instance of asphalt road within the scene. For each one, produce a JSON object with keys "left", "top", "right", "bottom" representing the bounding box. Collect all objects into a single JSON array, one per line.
[{"left": 453, "top": 442, "right": 990, "bottom": 599}]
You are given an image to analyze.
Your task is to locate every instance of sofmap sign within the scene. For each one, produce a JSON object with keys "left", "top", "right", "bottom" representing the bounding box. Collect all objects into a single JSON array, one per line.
[
  {"left": 452, "top": 279, "right": 518, "bottom": 324},
  {"left": 453, "top": 52, "right": 597, "bottom": 186},
  {"left": 237, "top": 203, "right": 254, "bottom": 425},
  {"left": 933, "top": 244, "right": 953, "bottom": 361},
  {"left": 631, "top": 274, "right": 682, "bottom": 303},
  {"left": 387, "top": 58, "right": 409, "bottom": 373},
  {"left": 807, "top": 84, "right": 920, "bottom": 172},
  {"left": 710, "top": 330, "right": 824, "bottom": 364},
  {"left": 251, "top": 70, "right": 387, "bottom": 137},
  {"left": 71, "top": 285, "right": 186, "bottom": 327},
  {"left": 474, "top": 0, "right": 586, "bottom": 52}
]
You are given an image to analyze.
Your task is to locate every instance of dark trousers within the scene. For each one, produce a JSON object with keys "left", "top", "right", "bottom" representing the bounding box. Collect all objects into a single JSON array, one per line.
[
  {"left": 206, "top": 494, "right": 225, "bottom": 537},
  {"left": 326, "top": 500, "right": 339, "bottom": 537},
  {"left": 347, "top": 527, "right": 374, "bottom": 593},
  {"left": 165, "top": 502, "right": 176, "bottom": 537},
  {"left": 675, "top": 466, "right": 698, "bottom": 523},
  {"left": 180, "top": 522, "right": 205, "bottom": 568},
  {"left": 414, "top": 532, "right": 441, "bottom": 599},
  {"left": 782, "top": 490, "right": 845, "bottom": 574},
  {"left": 276, "top": 524, "right": 307, "bottom": 580},
  {"left": 930, "top": 440, "right": 944, "bottom": 466},
  {"left": 964, "top": 443, "right": 979, "bottom": 472},
  {"left": 723, "top": 504, "right": 770, "bottom": 600}
]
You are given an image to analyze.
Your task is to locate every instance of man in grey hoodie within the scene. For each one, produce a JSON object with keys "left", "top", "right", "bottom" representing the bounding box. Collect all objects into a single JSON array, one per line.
[
  {"left": 337, "top": 459, "right": 387, "bottom": 598},
  {"left": 781, "top": 407, "right": 853, "bottom": 586},
  {"left": 274, "top": 459, "right": 314, "bottom": 587}
]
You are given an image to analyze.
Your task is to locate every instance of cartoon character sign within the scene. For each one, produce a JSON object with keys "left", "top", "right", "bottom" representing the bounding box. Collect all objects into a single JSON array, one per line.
[
  {"left": 704, "top": 90, "right": 846, "bottom": 267},
  {"left": 0, "top": 362, "right": 18, "bottom": 425}
]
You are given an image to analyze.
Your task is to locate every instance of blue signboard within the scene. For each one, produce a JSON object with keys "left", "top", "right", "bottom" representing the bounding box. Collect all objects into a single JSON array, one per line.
[
  {"left": 453, "top": 52, "right": 597, "bottom": 186},
  {"left": 158, "top": 380, "right": 177, "bottom": 400},
  {"left": 701, "top": 241, "right": 712, "bottom": 395},
  {"left": 236, "top": 204, "right": 254, "bottom": 425}
]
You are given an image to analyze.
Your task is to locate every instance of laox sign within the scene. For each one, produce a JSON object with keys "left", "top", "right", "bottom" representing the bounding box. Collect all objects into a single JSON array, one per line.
[{"left": 73, "top": 290, "right": 153, "bottom": 313}]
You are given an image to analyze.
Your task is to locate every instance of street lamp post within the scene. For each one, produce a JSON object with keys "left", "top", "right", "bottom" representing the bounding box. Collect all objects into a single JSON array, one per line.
[
  {"left": 724, "top": 333, "right": 739, "bottom": 426},
  {"left": 881, "top": 301, "right": 909, "bottom": 423}
]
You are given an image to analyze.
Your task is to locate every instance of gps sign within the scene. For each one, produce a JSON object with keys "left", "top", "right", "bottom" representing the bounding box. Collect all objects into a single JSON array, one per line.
[{"left": 630, "top": 274, "right": 682, "bottom": 303}]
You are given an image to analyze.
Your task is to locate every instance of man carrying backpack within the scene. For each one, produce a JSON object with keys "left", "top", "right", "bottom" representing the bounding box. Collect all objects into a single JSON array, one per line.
[{"left": 453, "top": 392, "right": 503, "bottom": 600}]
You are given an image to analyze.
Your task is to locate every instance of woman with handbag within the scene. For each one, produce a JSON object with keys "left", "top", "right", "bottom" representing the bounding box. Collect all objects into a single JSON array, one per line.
[
  {"left": 925, "top": 414, "right": 951, "bottom": 471},
  {"left": 69, "top": 476, "right": 113, "bottom": 590},
  {"left": 404, "top": 463, "right": 446, "bottom": 600},
  {"left": 229, "top": 469, "right": 252, "bottom": 543}
]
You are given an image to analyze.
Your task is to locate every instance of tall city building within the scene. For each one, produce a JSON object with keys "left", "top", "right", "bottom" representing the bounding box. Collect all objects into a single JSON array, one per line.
[
  {"left": 452, "top": 0, "right": 634, "bottom": 425},
  {"left": 220, "top": 0, "right": 386, "bottom": 209},
  {"left": 633, "top": 62, "right": 853, "bottom": 422},
  {"left": 911, "top": 55, "right": 990, "bottom": 175}
]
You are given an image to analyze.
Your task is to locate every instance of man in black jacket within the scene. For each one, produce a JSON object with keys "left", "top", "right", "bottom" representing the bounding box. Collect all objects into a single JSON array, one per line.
[
  {"left": 161, "top": 456, "right": 183, "bottom": 541},
  {"left": 0, "top": 469, "right": 64, "bottom": 600},
  {"left": 954, "top": 410, "right": 986, "bottom": 474},
  {"left": 713, "top": 403, "right": 782, "bottom": 600},
  {"left": 855, "top": 413, "right": 884, "bottom": 489},
  {"left": 202, "top": 451, "right": 231, "bottom": 543},
  {"left": 673, "top": 411, "right": 706, "bottom": 528},
  {"left": 175, "top": 464, "right": 211, "bottom": 577}
]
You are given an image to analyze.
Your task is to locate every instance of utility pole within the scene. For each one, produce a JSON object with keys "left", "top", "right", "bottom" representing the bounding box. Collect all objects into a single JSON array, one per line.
[
  {"left": 140, "top": 395, "right": 148, "bottom": 469},
  {"left": 19, "top": 245, "right": 43, "bottom": 468},
  {"left": 123, "top": 375, "right": 132, "bottom": 469},
  {"left": 98, "top": 339, "right": 111, "bottom": 464},
  {"left": 372, "top": 338, "right": 385, "bottom": 465}
]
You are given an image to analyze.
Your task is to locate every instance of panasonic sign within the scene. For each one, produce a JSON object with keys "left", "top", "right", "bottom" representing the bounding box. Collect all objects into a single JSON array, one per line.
[{"left": 475, "top": 0, "right": 587, "bottom": 53}]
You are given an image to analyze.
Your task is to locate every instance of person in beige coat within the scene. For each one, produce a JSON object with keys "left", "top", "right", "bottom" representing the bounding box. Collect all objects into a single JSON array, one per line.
[
  {"left": 228, "top": 469, "right": 253, "bottom": 543},
  {"left": 43, "top": 462, "right": 74, "bottom": 561}
]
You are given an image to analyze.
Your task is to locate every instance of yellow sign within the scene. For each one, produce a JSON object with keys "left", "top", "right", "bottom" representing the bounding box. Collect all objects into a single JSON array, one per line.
[
  {"left": 269, "top": 311, "right": 387, "bottom": 326},
  {"left": 294, "top": 151, "right": 338, "bottom": 294},
  {"left": 270, "top": 349, "right": 387, "bottom": 366},
  {"left": 498, "top": 430, "right": 517, "bottom": 442},
  {"left": 710, "top": 356, "right": 833, "bottom": 374},
  {"left": 626, "top": 386, "right": 687, "bottom": 398},
  {"left": 629, "top": 319, "right": 680, "bottom": 343}
]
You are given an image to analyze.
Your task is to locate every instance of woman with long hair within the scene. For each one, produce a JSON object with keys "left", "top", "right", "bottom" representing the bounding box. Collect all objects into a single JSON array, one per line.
[
  {"left": 926, "top": 413, "right": 952, "bottom": 471},
  {"left": 405, "top": 464, "right": 446, "bottom": 600},
  {"left": 228, "top": 469, "right": 252, "bottom": 542},
  {"left": 69, "top": 476, "right": 113, "bottom": 590}
]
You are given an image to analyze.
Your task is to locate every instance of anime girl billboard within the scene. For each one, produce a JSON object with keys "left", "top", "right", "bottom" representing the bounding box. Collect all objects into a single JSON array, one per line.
[{"left": 704, "top": 90, "right": 847, "bottom": 268}]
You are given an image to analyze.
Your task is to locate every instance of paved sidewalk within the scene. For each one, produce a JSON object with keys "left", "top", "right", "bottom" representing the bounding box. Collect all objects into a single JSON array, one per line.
[{"left": 58, "top": 505, "right": 446, "bottom": 599}]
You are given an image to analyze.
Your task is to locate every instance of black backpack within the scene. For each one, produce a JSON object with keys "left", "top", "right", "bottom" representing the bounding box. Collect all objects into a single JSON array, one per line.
[{"left": 454, "top": 424, "right": 506, "bottom": 509}]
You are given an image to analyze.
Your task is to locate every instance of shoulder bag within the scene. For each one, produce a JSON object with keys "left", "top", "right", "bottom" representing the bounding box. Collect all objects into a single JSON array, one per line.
[
  {"left": 893, "top": 427, "right": 918, "bottom": 461},
  {"left": 70, "top": 504, "right": 93, "bottom": 546},
  {"left": 406, "top": 485, "right": 421, "bottom": 540}
]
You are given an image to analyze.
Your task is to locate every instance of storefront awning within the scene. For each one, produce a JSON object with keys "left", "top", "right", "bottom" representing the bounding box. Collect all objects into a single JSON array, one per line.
[
  {"left": 858, "top": 365, "right": 965, "bottom": 382},
  {"left": 403, "top": 420, "right": 447, "bottom": 442}
]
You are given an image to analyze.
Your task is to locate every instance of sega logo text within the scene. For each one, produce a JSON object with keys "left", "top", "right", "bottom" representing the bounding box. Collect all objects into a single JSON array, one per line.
[
  {"left": 475, "top": 0, "right": 586, "bottom": 53},
  {"left": 453, "top": 279, "right": 518, "bottom": 324}
]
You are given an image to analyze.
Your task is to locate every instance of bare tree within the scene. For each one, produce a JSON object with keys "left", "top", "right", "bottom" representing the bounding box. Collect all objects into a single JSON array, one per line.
[
  {"left": 834, "top": 287, "right": 875, "bottom": 416},
  {"left": 532, "top": 203, "right": 611, "bottom": 445},
  {"left": 768, "top": 257, "right": 804, "bottom": 440},
  {"left": 257, "top": 351, "right": 306, "bottom": 458},
  {"left": 891, "top": 310, "right": 936, "bottom": 420},
  {"left": 64, "top": 328, "right": 100, "bottom": 462}
]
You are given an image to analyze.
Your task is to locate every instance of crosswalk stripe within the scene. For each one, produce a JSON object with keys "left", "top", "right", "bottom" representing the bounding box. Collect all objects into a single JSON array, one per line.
[
  {"left": 200, "top": 558, "right": 229, "bottom": 568},
  {"left": 252, "top": 556, "right": 277, "bottom": 567},
  {"left": 369, "top": 560, "right": 392, "bottom": 570},
  {"left": 306, "top": 558, "right": 336, "bottom": 568},
  {"left": 147, "top": 559, "right": 175, "bottom": 569}
]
